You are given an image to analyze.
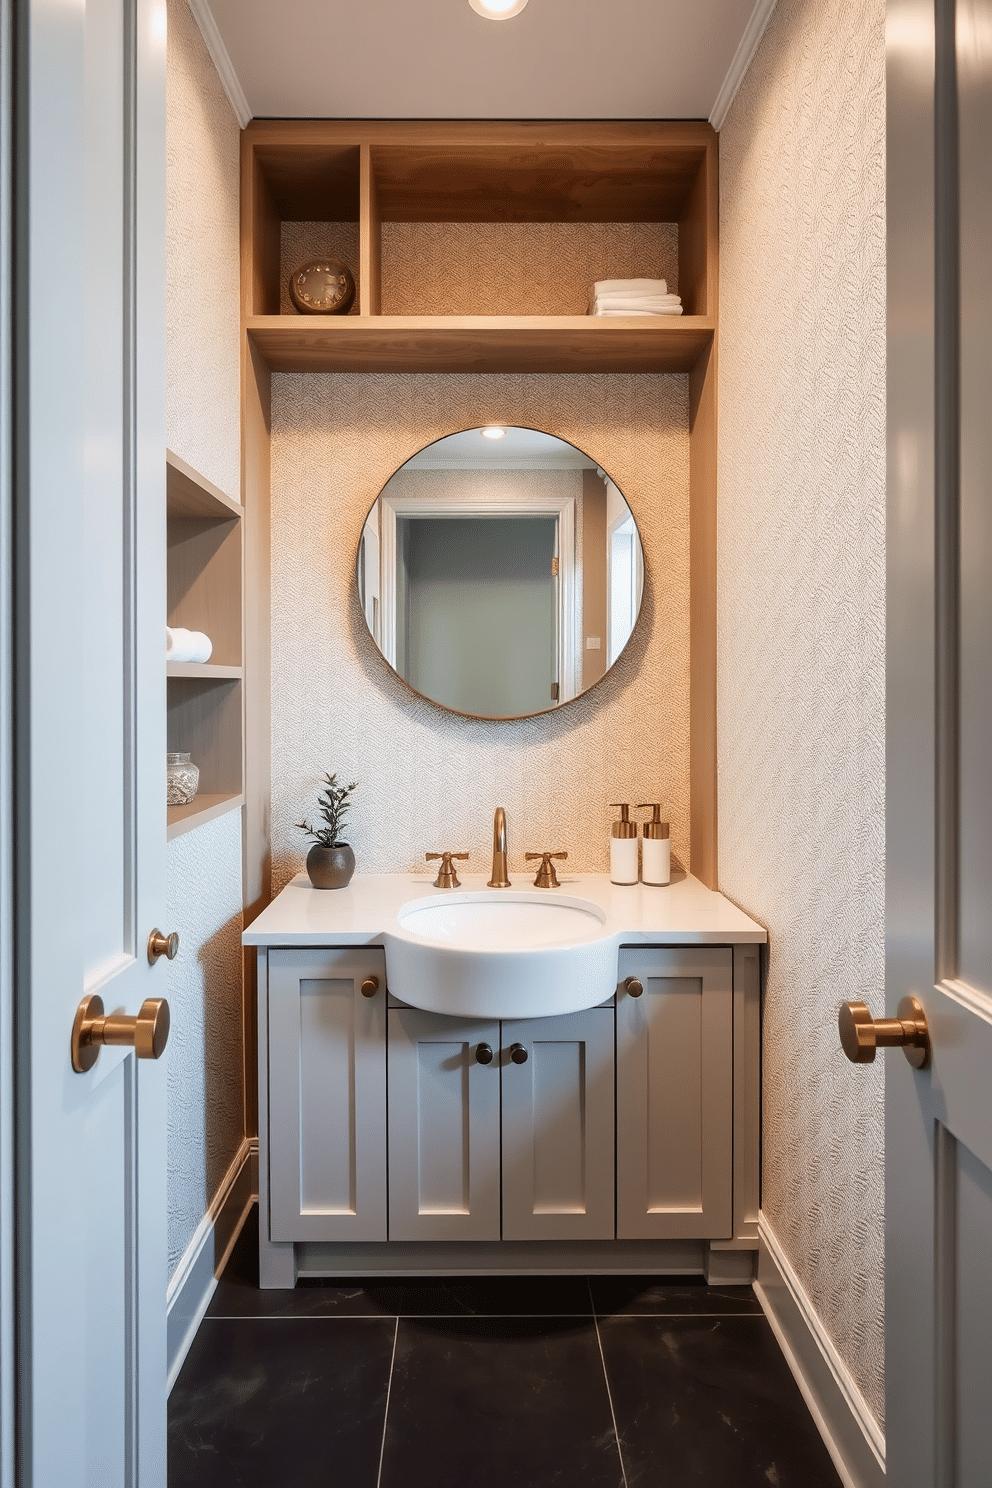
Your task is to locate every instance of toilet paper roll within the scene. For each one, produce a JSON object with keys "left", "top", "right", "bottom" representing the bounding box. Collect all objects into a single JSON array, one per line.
[{"left": 166, "top": 626, "right": 213, "bottom": 663}]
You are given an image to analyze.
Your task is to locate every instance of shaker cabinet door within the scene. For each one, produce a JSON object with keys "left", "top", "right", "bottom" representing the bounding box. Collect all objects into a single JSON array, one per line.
[
  {"left": 387, "top": 1008, "right": 501, "bottom": 1241},
  {"left": 501, "top": 1011, "right": 615, "bottom": 1241},
  {"left": 616, "top": 947, "right": 733, "bottom": 1239},
  {"left": 268, "top": 948, "right": 387, "bottom": 1242}
]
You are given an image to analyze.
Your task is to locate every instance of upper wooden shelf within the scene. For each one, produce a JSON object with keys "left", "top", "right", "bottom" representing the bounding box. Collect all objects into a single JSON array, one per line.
[
  {"left": 247, "top": 315, "right": 715, "bottom": 376},
  {"left": 166, "top": 449, "right": 242, "bottom": 522}
]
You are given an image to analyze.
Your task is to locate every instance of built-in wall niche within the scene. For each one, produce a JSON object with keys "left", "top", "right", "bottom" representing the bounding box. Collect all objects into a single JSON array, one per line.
[
  {"left": 166, "top": 450, "right": 244, "bottom": 839},
  {"left": 242, "top": 121, "right": 717, "bottom": 374}
]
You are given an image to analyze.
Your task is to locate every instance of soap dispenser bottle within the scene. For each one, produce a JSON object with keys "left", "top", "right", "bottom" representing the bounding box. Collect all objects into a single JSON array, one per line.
[
  {"left": 639, "top": 804, "right": 671, "bottom": 885},
  {"left": 609, "top": 804, "right": 639, "bottom": 884}
]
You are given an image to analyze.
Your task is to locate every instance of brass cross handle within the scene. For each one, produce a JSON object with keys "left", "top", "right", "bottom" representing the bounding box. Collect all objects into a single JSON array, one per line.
[
  {"left": 426, "top": 851, "right": 469, "bottom": 888},
  {"left": 525, "top": 851, "right": 568, "bottom": 888},
  {"left": 71, "top": 993, "right": 171, "bottom": 1074},
  {"left": 838, "top": 996, "right": 931, "bottom": 1070}
]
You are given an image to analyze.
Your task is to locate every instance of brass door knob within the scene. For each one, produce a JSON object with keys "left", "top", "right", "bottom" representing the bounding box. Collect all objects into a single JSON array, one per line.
[
  {"left": 839, "top": 996, "right": 931, "bottom": 1070},
  {"left": 361, "top": 977, "right": 379, "bottom": 998},
  {"left": 509, "top": 1043, "right": 528, "bottom": 1064},
  {"left": 148, "top": 929, "right": 179, "bottom": 964},
  {"left": 624, "top": 977, "right": 644, "bottom": 998},
  {"left": 71, "top": 994, "right": 171, "bottom": 1073}
]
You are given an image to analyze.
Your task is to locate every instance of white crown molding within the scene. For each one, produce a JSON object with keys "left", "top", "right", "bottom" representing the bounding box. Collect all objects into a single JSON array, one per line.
[
  {"left": 185, "top": 0, "right": 253, "bottom": 128},
  {"left": 709, "top": 0, "right": 779, "bottom": 131}
]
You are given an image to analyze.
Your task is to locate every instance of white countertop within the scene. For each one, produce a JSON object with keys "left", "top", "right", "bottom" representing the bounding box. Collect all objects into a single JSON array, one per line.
[{"left": 242, "top": 872, "right": 767, "bottom": 947}]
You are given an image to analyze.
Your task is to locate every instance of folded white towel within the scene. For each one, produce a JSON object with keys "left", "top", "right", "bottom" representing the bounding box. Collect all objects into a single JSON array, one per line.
[
  {"left": 590, "top": 292, "right": 682, "bottom": 311},
  {"left": 592, "top": 278, "right": 668, "bottom": 296},
  {"left": 167, "top": 626, "right": 213, "bottom": 663},
  {"left": 590, "top": 306, "right": 684, "bottom": 316}
]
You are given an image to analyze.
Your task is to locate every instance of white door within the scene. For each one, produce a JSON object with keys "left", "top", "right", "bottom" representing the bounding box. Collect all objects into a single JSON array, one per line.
[
  {"left": 886, "top": 2, "right": 992, "bottom": 1481},
  {"left": 12, "top": 0, "right": 169, "bottom": 1482}
]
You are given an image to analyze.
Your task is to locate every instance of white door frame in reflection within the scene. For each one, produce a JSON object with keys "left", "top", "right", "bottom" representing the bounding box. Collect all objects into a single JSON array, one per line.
[{"left": 376, "top": 488, "right": 579, "bottom": 705}]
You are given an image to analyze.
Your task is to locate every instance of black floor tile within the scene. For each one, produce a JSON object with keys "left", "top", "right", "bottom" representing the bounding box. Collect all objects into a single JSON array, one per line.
[
  {"left": 378, "top": 1317, "right": 624, "bottom": 1488},
  {"left": 209, "top": 1206, "right": 592, "bottom": 1319},
  {"left": 599, "top": 1315, "right": 843, "bottom": 1488},
  {"left": 591, "top": 1273, "right": 763, "bottom": 1317},
  {"left": 168, "top": 1316, "right": 396, "bottom": 1488}
]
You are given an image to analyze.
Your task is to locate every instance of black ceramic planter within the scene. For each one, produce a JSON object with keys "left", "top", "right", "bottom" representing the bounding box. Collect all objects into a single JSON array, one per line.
[{"left": 306, "top": 843, "right": 355, "bottom": 889}]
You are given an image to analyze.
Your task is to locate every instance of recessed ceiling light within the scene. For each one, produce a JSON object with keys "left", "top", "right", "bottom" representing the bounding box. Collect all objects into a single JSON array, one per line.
[
  {"left": 481, "top": 426, "right": 507, "bottom": 439},
  {"left": 469, "top": 0, "right": 530, "bottom": 19}
]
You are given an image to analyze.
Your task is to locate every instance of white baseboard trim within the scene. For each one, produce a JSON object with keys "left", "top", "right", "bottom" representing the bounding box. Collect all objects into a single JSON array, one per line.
[
  {"left": 167, "top": 1137, "right": 259, "bottom": 1394},
  {"left": 709, "top": 0, "right": 779, "bottom": 131},
  {"left": 755, "top": 1217, "right": 885, "bottom": 1488}
]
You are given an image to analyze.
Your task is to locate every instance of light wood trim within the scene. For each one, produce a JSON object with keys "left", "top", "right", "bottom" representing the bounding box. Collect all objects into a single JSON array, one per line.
[
  {"left": 689, "top": 337, "right": 718, "bottom": 890},
  {"left": 241, "top": 132, "right": 281, "bottom": 318},
  {"left": 166, "top": 662, "right": 242, "bottom": 679},
  {"left": 246, "top": 316, "right": 714, "bottom": 376},
  {"left": 241, "top": 335, "right": 273, "bottom": 1141},
  {"left": 166, "top": 448, "right": 241, "bottom": 518},
  {"left": 359, "top": 145, "right": 381, "bottom": 316},
  {"left": 678, "top": 132, "right": 718, "bottom": 317},
  {"left": 167, "top": 791, "right": 245, "bottom": 841}
]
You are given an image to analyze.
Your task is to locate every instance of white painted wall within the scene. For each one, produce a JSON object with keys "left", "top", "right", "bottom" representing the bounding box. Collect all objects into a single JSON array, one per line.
[
  {"left": 164, "top": 0, "right": 244, "bottom": 1282},
  {"left": 717, "top": 0, "right": 886, "bottom": 1429}
]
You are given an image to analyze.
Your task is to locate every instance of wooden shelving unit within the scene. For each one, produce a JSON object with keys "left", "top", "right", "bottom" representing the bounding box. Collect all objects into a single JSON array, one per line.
[
  {"left": 239, "top": 116, "right": 720, "bottom": 917},
  {"left": 167, "top": 449, "right": 245, "bottom": 841}
]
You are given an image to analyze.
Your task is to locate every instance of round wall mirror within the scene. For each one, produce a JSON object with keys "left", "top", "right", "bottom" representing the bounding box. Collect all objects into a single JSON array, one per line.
[{"left": 356, "top": 426, "right": 644, "bottom": 720}]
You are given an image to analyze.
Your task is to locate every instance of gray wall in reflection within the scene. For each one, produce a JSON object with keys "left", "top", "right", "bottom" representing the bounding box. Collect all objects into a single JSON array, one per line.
[{"left": 401, "top": 516, "right": 555, "bottom": 718}]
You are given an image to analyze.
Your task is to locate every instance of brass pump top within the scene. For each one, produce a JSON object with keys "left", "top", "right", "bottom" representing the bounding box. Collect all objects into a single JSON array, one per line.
[
  {"left": 609, "top": 803, "right": 638, "bottom": 839},
  {"left": 638, "top": 804, "right": 670, "bottom": 840}
]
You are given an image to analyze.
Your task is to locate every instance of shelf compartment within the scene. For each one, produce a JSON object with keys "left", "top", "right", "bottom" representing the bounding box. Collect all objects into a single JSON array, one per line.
[
  {"left": 167, "top": 791, "right": 245, "bottom": 842},
  {"left": 167, "top": 675, "right": 243, "bottom": 800},
  {"left": 247, "top": 314, "right": 714, "bottom": 376},
  {"left": 167, "top": 456, "right": 243, "bottom": 670}
]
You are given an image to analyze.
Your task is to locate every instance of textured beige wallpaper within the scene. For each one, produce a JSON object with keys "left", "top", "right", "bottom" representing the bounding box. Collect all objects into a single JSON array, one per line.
[
  {"left": 381, "top": 223, "right": 679, "bottom": 316},
  {"left": 270, "top": 373, "right": 689, "bottom": 889},
  {"left": 165, "top": 0, "right": 245, "bottom": 1282},
  {"left": 718, "top": 0, "right": 886, "bottom": 1429}
]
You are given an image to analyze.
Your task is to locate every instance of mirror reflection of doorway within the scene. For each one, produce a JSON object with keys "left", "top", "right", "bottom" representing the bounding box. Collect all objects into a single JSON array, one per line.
[{"left": 397, "top": 515, "right": 557, "bottom": 718}]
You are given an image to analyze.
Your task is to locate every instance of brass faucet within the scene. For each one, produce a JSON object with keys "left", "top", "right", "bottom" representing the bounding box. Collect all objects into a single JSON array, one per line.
[{"left": 488, "top": 806, "right": 511, "bottom": 887}]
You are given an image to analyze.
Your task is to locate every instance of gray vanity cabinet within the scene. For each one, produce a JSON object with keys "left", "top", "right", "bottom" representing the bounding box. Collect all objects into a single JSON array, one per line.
[
  {"left": 387, "top": 1008, "right": 502, "bottom": 1241},
  {"left": 615, "top": 946, "right": 734, "bottom": 1239},
  {"left": 267, "top": 947, "right": 387, "bottom": 1242},
  {"left": 501, "top": 1011, "right": 615, "bottom": 1241}
]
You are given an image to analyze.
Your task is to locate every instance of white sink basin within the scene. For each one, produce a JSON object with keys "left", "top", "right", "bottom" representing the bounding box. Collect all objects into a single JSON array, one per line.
[{"left": 384, "top": 891, "right": 621, "bottom": 1019}]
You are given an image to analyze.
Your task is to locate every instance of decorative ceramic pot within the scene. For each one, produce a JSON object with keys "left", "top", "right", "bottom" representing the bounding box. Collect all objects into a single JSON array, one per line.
[
  {"left": 167, "top": 752, "right": 200, "bottom": 806},
  {"left": 306, "top": 843, "right": 355, "bottom": 890}
]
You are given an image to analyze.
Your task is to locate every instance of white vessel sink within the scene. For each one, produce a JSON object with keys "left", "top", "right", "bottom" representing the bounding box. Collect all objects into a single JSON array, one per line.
[{"left": 384, "top": 891, "right": 621, "bottom": 1019}]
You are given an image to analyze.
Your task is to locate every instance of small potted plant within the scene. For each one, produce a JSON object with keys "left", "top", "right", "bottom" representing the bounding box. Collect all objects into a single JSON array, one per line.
[{"left": 296, "top": 773, "right": 358, "bottom": 889}]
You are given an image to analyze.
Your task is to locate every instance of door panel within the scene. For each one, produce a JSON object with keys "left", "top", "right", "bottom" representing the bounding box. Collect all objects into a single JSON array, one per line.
[
  {"left": 22, "top": 0, "right": 168, "bottom": 1480},
  {"left": 501, "top": 1011, "right": 615, "bottom": 1241},
  {"left": 268, "top": 949, "right": 387, "bottom": 1242},
  {"left": 616, "top": 947, "right": 732, "bottom": 1239},
  {"left": 387, "top": 1008, "right": 500, "bottom": 1241}
]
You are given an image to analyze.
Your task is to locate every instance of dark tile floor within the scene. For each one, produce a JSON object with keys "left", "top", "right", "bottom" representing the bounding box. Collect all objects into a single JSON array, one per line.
[{"left": 169, "top": 1206, "right": 842, "bottom": 1488}]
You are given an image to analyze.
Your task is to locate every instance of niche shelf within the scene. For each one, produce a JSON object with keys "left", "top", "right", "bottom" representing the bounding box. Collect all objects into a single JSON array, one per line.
[
  {"left": 241, "top": 120, "right": 718, "bottom": 376},
  {"left": 166, "top": 450, "right": 245, "bottom": 840}
]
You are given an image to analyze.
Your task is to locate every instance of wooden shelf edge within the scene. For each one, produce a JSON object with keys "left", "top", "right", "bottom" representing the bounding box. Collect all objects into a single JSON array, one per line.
[
  {"left": 245, "top": 315, "right": 715, "bottom": 375},
  {"left": 167, "top": 792, "right": 245, "bottom": 841},
  {"left": 167, "top": 662, "right": 244, "bottom": 680},
  {"left": 167, "top": 449, "right": 243, "bottom": 522}
]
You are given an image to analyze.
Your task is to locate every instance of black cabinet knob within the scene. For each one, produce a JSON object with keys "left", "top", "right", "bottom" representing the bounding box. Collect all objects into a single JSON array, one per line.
[
  {"left": 510, "top": 1043, "right": 528, "bottom": 1064},
  {"left": 476, "top": 1042, "right": 494, "bottom": 1065}
]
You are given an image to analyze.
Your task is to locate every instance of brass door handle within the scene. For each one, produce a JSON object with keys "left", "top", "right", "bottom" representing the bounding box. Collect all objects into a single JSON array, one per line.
[
  {"left": 361, "top": 976, "right": 379, "bottom": 998},
  {"left": 148, "top": 928, "right": 179, "bottom": 963},
  {"left": 71, "top": 994, "right": 171, "bottom": 1073},
  {"left": 839, "top": 996, "right": 931, "bottom": 1070}
]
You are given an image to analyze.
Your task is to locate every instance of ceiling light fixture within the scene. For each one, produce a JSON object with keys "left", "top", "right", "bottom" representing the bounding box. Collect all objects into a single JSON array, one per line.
[
  {"left": 481, "top": 426, "right": 507, "bottom": 439},
  {"left": 469, "top": 0, "right": 530, "bottom": 20}
]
